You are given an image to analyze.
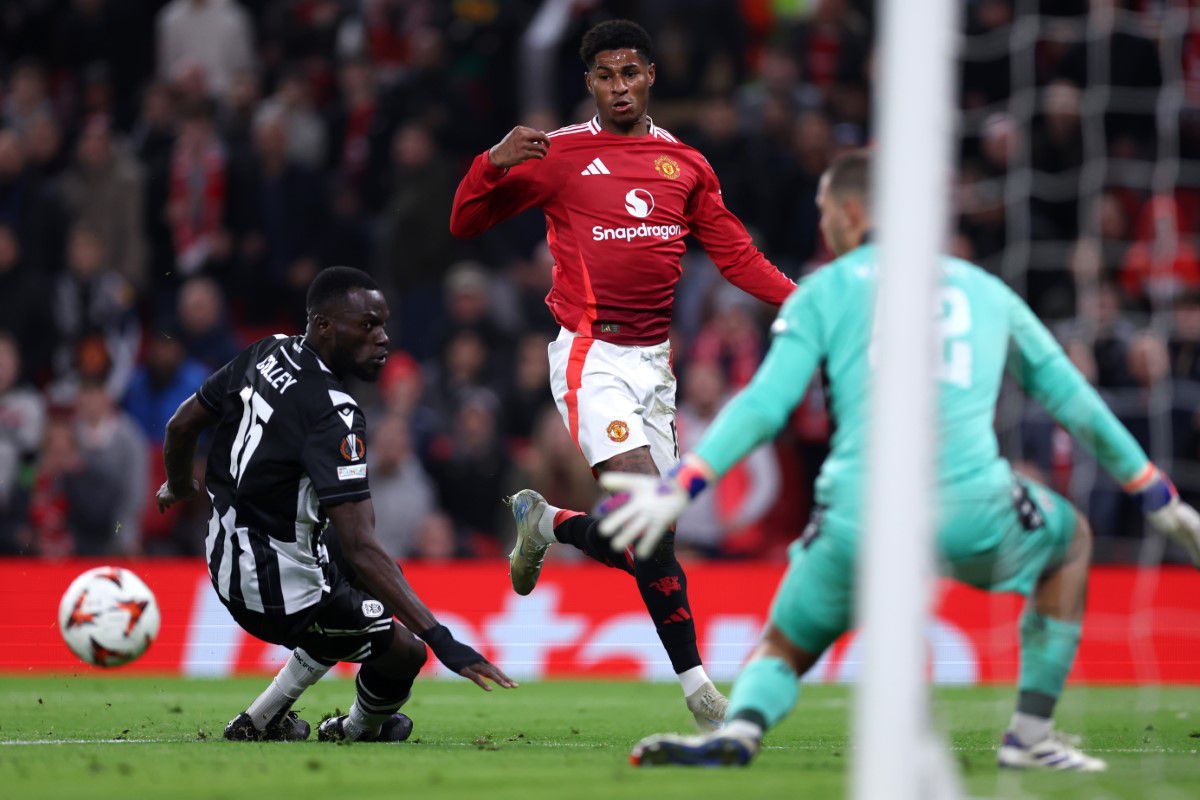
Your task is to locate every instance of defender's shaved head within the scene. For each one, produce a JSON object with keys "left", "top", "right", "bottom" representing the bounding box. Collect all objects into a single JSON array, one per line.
[
  {"left": 306, "top": 266, "right": 379, "bottom": 318},
  {"left": 824, "top": 150, "right": 871, "bottom": 200}
]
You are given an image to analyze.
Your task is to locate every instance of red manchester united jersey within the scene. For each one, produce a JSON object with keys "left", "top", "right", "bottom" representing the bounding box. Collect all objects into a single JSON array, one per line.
[{"left": 450, "top": 116, "right": 795, "bottom": 346}]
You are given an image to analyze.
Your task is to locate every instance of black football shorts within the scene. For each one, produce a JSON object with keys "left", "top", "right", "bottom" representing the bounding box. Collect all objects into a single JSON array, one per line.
[{"left": 221, "top": 559, "right": 396, "bottom": 666}]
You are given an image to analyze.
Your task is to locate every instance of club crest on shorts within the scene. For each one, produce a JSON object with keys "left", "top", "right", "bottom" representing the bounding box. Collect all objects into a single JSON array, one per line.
[
  {"left": 361, "top": 600, "right": 384, "bottom": 618},
  {"left": 340, "top": 433, "right": 364, "bottom": 461},
  {"left": 654, "top": 155, "right": 681, "bottom": 180},
  {"left": 606, "top": 420, "right": 629, "bottom": 442}
]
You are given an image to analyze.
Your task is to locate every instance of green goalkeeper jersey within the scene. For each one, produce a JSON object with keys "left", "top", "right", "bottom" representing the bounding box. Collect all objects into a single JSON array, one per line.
[{"left": 693, "top": 243, "right": 1151, "bottom": 508}]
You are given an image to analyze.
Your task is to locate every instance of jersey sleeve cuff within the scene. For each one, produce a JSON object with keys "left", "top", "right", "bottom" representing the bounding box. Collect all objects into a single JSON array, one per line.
[
  {"left": 475, "top": 150, "right": 509, "bottom": 183},
  {"left": 316, "top": 487, "right": 371, "bottom": 507},
  {"left": 1122, "top": 463, "right": 1158, "bottom": 493}
]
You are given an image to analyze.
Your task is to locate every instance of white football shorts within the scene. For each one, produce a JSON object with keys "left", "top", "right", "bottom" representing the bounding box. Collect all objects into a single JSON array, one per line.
[{"left": 547, "top": 327, "right": 679, "bottom": 474}]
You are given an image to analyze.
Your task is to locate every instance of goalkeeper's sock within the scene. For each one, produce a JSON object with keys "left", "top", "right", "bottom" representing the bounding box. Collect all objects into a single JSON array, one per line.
[
  {"left": 1015, "top": 609, "right": 1081, "bottom": 730},
  {"left": 723, "top": 719, "right": 765, "bottom": 742},
  {"left": 344, "top": 664, "right": 413, "bottom": 740},
  {"left": 246, "top": 648, "right": 329, "bottom": 730},
  {"left": 727, "top": 656, "right": 800, "bottom": 732},
  {"left": 553, "top": 513, "right": 634, "bottom": 574},
  {"left": 1008, "top": 710, "right": 1053, "bottom": 746}
]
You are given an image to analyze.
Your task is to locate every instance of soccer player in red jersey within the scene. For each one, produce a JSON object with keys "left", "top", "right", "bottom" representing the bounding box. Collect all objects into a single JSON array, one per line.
[{"left": 450, "top": 19, "right": 794, "bottom": 728}]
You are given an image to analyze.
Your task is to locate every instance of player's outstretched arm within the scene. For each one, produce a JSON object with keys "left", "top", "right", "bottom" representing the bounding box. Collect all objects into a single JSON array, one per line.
[
  {"left": 449, "top": 126, "right": 552, "bottom": 239},
  {"left": 686, "top": 162, "right": 794, "bottom": 307},
  {"left": 599, "top": 289, "right": 822, "bottom": 556},
  {"left": 1006, "top": 288, "right": 1200, "bottom": 565},
  {"left": 598, "top": 456, "right": 715, "bottom": 559},
  {"left": 157, "top": 393, "right": 217, "bottom": 512},
  {"left": 325, "top": 499, "right": 518, "bottom": 690}
]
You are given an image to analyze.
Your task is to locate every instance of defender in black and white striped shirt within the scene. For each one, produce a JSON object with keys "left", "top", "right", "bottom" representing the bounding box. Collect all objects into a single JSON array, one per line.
[{"left": 157, "top": 267, "right": 515, "bottom": 743}]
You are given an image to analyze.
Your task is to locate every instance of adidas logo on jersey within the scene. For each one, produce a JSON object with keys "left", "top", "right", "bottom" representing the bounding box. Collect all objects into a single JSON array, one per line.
[{"left": 580, "top": 157, "right": 611, "bottom": 176}]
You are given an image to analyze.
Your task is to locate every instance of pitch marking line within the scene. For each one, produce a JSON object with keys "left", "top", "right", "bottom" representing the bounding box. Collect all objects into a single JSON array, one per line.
[{"left": 1, "top": 738, "right": 1196, "bottom": 755}]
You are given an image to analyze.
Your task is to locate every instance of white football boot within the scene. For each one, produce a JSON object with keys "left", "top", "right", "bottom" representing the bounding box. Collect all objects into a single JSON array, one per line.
[
  {"left": 631, "top": 727, "right": 759, "bottom": 767},
  {"left": 685, "top": 681, "right": 729, "bottom": 731},
  {"left": 506, "top": 489, "right": 553, "bottom": 596},
  {"left": 997, "top": 729, "right": 1108, "bottom": 772}
]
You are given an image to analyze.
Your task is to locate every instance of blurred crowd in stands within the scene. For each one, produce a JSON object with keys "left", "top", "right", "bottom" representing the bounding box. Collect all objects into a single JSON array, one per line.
[{"left": 0, "top": 0, "right": 1195, "bottom": 564}]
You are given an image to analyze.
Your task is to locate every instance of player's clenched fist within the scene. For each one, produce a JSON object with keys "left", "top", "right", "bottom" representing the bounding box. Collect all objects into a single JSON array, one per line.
[{"left": 488, "top": 126, "right": 550, "bottom": 169}]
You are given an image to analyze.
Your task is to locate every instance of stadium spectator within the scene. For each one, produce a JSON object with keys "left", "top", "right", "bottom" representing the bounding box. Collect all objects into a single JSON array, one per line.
[
  {"left": 156, "top": 0, "right": 255, "bottom": 100},
  {"left": 437, "top": 261, "right": 513, "bottom": 355},
  {"left": 50, "top": 223, "right": 141, "bottom": 401},
  {"left": 0, "top": 333, "right": 44, "bottom": 553},
  {"left": 26, "top": 418, "right": 124, "bottom": 558},
  {"left": 58, "top": 115, "right": 148, "bottom": 291},
  {"left": 783, "top": 0, "right": 870, "bottom": 95},
  {"left": 166, "top": 100, "right": 228, "bottom": 278},
  {"left": 318, "top": 177, "right": 373, "bottom": 273},
  {"left": 24, "top": 111, "right": 66, "bottom": 178},
  {"left": 372, "top": 122, "right": 456, "bottom": 357},
  {"left": 511, "top": 406, "right": 600, "bottom": 541},
  {"left": 216, "top": 70, "right": 261, "bottom": 159},
  {"left": 0, "top": 128, "right": 58, "bottom": 271},
  {"left": 506, "top": 243, "right": 558, "bottom": 338},
  {"left": 0, "top": 224, "right": 51, "bottom": 381},
  {"left": 689, "top": 285, "right": 768, "bottom": 390},
  {"left": 369, "top": 413, "right": 438, "bottom": 560},
  {"left": 74, "top": 381, "right": 148, "bottom": 555},
  {"left": 1169, "top": 293, "right": 1200, "bottom": 488},
  {"left": 371, "top": 350, "right": 437, "bottom": 461},
  {"left": 176, "top": 277, "right": 241, "bottom": 369},
  {"left": 675, "top": 362, "right": 780, "bottom": 558},
  {"left": 130, "top": 82, "right": 179, "bottom": 296},
  {"left": 410, "top": 511, "right": 460, "bottom": 561},
  {"left": 122, "top": 328, "right": 208, "bottom": 445},
  {"left": 2, "top": 60, "right": 52, "bottom": 136},
  {"left": 253, "top": 70, "right": 328, "bottom": 169},
  {"left": 326, "top": 57, "right": 380, "bottom": 192},
  {"left": 503, "top": 332, "right": 553, "bottom": 442},
  {"left": 227, "top": 109, "right": 324, "bottom": 323},
  {"left": 421, "top": 327, "right": 495, "bottom": 431},
  {"left": 425, "top": 388, "right": 511, "bottom": 555},
  {"left": 1120, "top": 193, "right": 1200, "bottom": 304}
]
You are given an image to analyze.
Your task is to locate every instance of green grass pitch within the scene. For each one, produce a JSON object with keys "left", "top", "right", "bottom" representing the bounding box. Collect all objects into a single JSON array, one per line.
[{"left": 1, "top": 677, "right": 1198, "bottom": 799}]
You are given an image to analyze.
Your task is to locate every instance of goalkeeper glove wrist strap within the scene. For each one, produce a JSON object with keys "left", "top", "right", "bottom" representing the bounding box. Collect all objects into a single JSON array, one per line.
[
  {"left": 1124, "top": 464, "right": 1176, "bottom": 514},
  {"left": 669, "top": 461, "right": 710, "bottom": 500}
]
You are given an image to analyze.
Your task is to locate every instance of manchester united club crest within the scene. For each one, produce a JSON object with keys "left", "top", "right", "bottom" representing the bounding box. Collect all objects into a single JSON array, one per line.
[
  {"left": 654, "top": 155, "right": 681, "bottom": 180},
  {"left": 606, "top": 420, "right": 630, "bottom": 442},
  {"left": 340, "top": 433, "right": 365, "bottom": 461}
]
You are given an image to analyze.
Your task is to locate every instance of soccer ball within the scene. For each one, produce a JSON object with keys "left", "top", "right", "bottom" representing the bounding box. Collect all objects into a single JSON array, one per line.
[{"left": 58, "top": 567, "right": 161, "bottom": 668}]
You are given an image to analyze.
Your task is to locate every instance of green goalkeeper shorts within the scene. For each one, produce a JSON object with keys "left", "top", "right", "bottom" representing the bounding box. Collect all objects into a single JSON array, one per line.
[{"left": 769, "top": 473, "right": 1078, "bottom": 656}]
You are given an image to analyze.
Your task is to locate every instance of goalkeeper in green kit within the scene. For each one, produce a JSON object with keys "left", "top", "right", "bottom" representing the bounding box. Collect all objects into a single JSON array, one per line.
[{"left": 598, "top": 150, "right": 1200, "bottom": 771}]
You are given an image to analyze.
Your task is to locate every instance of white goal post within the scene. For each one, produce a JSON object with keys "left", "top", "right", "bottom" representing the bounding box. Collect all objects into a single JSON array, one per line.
[{"left": 853, "top": 0, "right": 962, "bottom": 798}]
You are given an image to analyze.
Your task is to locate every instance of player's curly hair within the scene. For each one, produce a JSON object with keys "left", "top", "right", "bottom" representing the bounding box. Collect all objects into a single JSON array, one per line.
[
  {"left": 579, "top": 19, "right": 654, "bottom": 67},
  {"left": 306, "top": 266, "right": 379, "bottom": 317}
]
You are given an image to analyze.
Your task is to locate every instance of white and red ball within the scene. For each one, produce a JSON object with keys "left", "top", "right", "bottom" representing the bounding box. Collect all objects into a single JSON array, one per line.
[{"left": 57, "top": 567, "right": 160, "bottom": 668}]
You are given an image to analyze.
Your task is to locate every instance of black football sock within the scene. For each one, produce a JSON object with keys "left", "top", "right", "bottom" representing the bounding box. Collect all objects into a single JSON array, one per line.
[
  {"left": 555, "top": 516, "right": 702, "bottom": 674},
  {"left": 552, "top": 513, "right": 635, "bottom": 574},
  {"left": 632, "top": 531, "right": 702, "bottom": 675},
  {"left": 345, "top": 663, "right": 414, "bottom": 738}
]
